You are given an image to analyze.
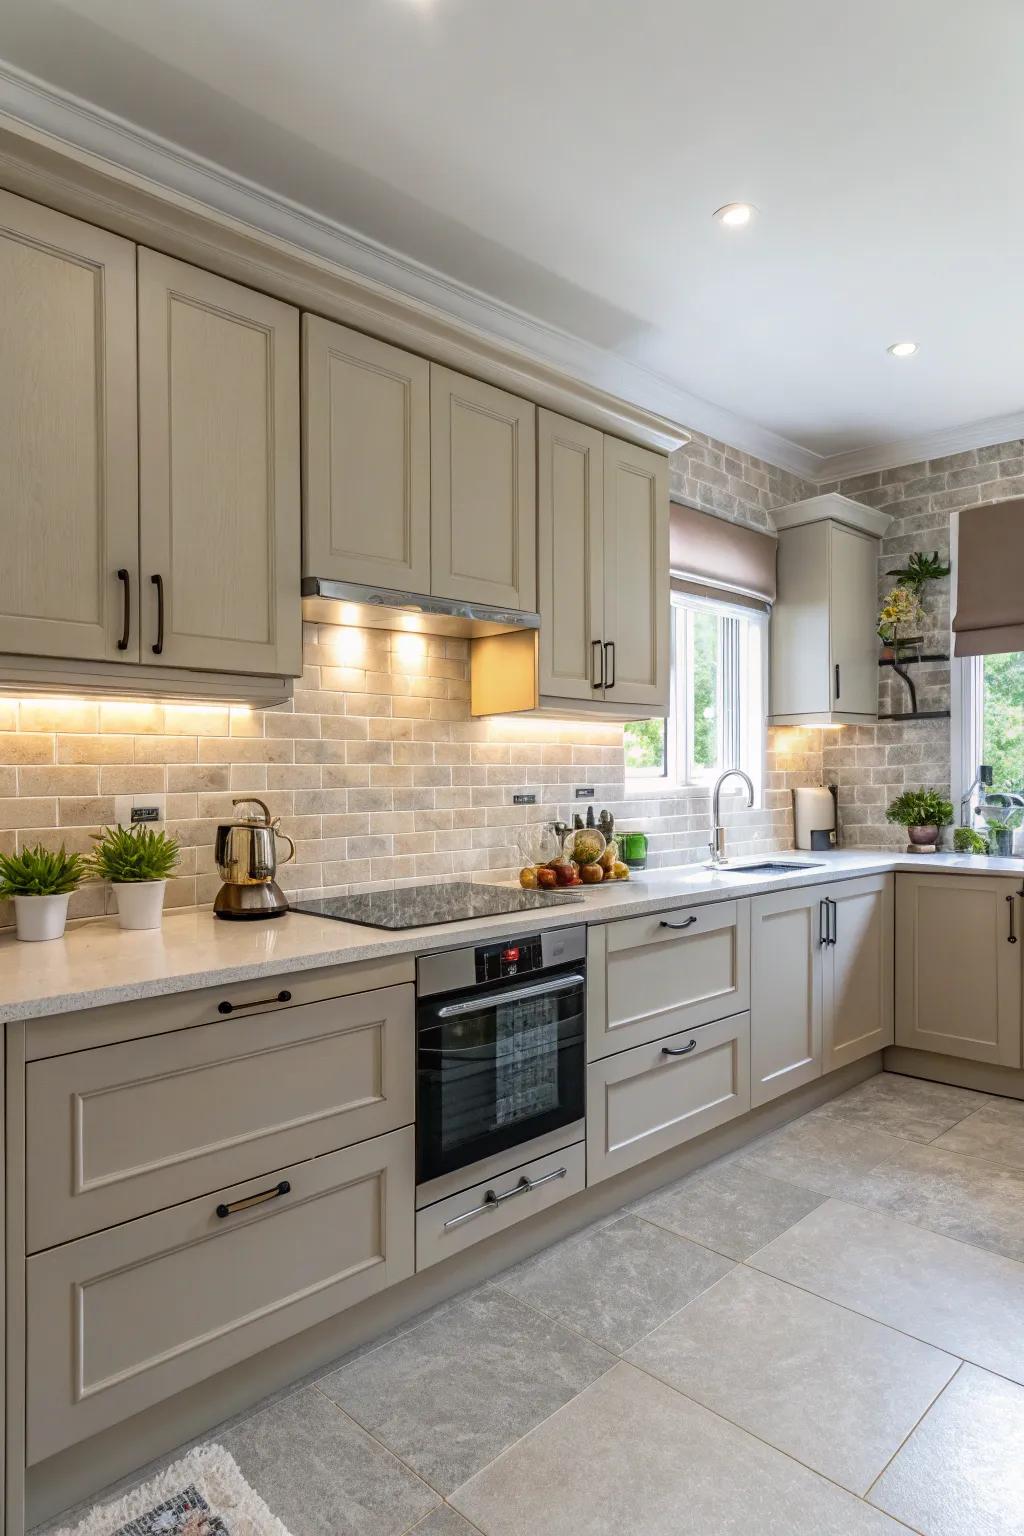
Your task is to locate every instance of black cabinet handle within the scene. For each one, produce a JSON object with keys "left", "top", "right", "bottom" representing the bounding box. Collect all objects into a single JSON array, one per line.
[
  {"left": 1008, "top": 894, "right": 1017, "bottom": 945},
  {"left": 660, "top": 915, "right": 698, "bottom": 930},
  {"left": 604, "top": 641, "right": 616, "bottom": 689},
  {"left": 116, "top": 568, "right": 131, "bottom": 650},
  {"left": 662, "top": 1039, "right": 698, "bottom": 1056},
  {"left": 217, "top": 988, "right": 292, "bottom": 1015},
  {"left": 591, "top": 639, "right": 604, "bottom": 689},
  {"left": 216, "top": 1180, "right": 290, "bottom": 1219},
  {"left": 834, "top": 663, "right": 841, "bottom": 701},
  {"left": 819, "top": 898, "right": 829, "bottom": 947},
  {"left": 829, "top": 896, "right": 838, "bottom": 946},
  {"left": 151, "top": 573, "right": 165, "bottom": 655}
]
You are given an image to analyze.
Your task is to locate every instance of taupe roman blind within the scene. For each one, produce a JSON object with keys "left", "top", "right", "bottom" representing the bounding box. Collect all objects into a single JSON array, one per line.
[
  {"left": 953, "top": 497, "right": 1024, "bottom": 656},
  {"left": 669, "top": 500, "right": 777, "bottom": 605}
]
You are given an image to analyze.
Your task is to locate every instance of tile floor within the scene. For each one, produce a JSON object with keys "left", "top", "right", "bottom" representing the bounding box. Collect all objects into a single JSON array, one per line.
[{"left": 45, "top": 1072, "right": 1024, "bottom": 1536}]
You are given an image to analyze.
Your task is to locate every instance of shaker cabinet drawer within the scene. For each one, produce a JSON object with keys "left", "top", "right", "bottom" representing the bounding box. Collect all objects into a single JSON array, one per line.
[
  {"left": 587, "top": 900, "right": 749, "bottom": 1059},
  {"left": 27, "top": 1127, "right": 415, "bottom": 1464},
  {"left": 26, "top": 984, "right": 415, "bottom": 1251},
  {"left": 587, "top": 1013, "right": 750, "bottom": 1185}
]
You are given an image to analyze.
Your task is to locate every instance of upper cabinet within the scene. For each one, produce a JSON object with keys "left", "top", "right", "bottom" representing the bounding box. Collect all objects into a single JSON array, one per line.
[
  {"left": 138, "top": 251, "right": 301, "bottom": 678},
  {"left": 769, "top": 493, "right": 891, "bottom": 726},
  {"left": 430, "top": 367, "right": 537, "bottom": 612},
  {"left": 601, "top": 434, "right": 670, "bottom": 708},
  {"left": 0, "top": 189, "right": 139, "bottom": 663},
  {"left": 302, "top": 317, "right": 430, "bottom": 595}
]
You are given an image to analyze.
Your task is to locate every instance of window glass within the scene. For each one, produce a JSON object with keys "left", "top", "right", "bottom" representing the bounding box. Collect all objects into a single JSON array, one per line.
[{"left": 982, "top": 651, "right": 1024, "bottom": 791}]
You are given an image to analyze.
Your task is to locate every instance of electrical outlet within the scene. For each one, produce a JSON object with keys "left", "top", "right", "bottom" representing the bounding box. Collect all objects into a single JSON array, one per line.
[
  {"left": 513, "top": 792, "right": 537, "bottom": 805},
  {"left": 114, "top": 794, "right": 167, "bottom": 828},
  {"left": 574, "top": 786, "right": 595, "bottom": 800},
  {"left": 130, "top": 806, "right": 160, "bottom": 824}
]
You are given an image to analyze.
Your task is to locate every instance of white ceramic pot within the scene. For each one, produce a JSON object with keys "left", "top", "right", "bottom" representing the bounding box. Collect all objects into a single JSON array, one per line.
[
  {"left": 13, "top": 892, "right": 71, "bottom": 942},
  {"left": 112, "top": 879, "right": 167, "bottom": 931}
]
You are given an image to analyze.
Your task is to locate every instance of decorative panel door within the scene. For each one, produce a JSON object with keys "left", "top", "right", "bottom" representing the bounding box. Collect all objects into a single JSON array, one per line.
[
  {"left": 138, "top": 249, "right": 301, "bottom": 676},
  {"left": 750, "top": 886, "right": 824, "bottom": 1106},
  {"left": 822, "top": 874, "right": 894, "bottom": 1072},
  {"left": 303, "top": 316, "right": 430, "bottom": 594},
  {"left": 828, "top": 524, "right": 878, "bottom": 716},
  {"left": 601, "top": 435, "right": 670, "bottom": 708},
  {"left": 537, "top": 409, "right": 604, "bottom": 700},
  {"left": 430, "top": 366, "right": 536, "bottom": 612},
  {"left": 0, "top": 188, "right": 139, "bottom": 661}
]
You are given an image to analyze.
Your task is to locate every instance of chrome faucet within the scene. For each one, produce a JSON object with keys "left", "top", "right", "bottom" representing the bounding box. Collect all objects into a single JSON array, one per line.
[{"left": 708, "top": 769, "right": 755, "bottom": 867}]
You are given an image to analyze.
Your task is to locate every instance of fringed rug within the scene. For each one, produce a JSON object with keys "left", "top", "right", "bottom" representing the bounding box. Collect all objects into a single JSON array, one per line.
[{"left": 50, "top": 1444, "right": 293, "bottom": 1536}]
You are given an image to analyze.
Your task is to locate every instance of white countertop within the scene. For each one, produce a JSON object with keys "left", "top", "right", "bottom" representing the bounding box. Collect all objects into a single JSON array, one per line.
[{"left": 2, "top": 849, "right": 1021, "bottom": 1024}]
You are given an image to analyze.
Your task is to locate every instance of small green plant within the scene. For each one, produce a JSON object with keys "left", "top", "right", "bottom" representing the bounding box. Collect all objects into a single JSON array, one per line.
[
  {"left": 885, "top": 788, "right": 954, "bottom": 828},
  {"left": 953, "top": 827, "right": 989, "bottom": 854},
  {"left": 887, "top": 550, "right": 951, "bottom": 591},
  {"left": 87, "top": 824, "right": 180, "bottom": 884},
  {"left": 0, "top": 843, "right": 86, "bottom": 898}
]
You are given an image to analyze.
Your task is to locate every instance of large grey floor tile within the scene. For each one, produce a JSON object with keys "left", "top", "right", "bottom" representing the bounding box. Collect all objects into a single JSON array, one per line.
[
  {"left": 933, "top": 1095, "right": 1024, "bottom": 1171},
  {"left": 627, "top": 1264, "right": 958, "bottom": 1494},
  {"left": 318, "top": 1285, "right": 613, "bottom": 1494},
  {"left": 450, "top": 1361, "right": 906, "bottom": 1535},
  {"left": 411, "top": 1509, "right": 483, "bottom": 1535},
  {"left": 847, "top": 1140, "right": 1024, "bottom": 1262},
  {"left": 751, "top": 1199, "right": 1024, "bottom": 1383},
  {"left": 737, "top": 1112, "right": 908, "bottom": 1197},
  {"left": 869, "top": 1364, "right": 1024, "bottom": 1535},
  {"left": 496, "top": 1212, "right": 732, "bottom": 1352},
  {"left": 631, "top": 1158, "right": 825, "bottom": 1259},
  {"left": 220, "top": 1386, "right": 440, "bottom": 1536},
  {"left": 813, "top": 1071, "right": 989, "bottom": 1143}
]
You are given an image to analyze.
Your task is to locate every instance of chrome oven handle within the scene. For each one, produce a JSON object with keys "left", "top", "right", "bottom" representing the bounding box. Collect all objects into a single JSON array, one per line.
[
  {"left": 435, "top": 973, "right": 585, "bottom": 1018},
  {"left": 442, "top": 1166, "right": 568, "bottom": 1231}
]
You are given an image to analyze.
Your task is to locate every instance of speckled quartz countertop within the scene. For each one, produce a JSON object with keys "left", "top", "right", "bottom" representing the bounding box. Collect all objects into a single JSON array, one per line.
[{"left": 1, "top": 849, "right": 1021, "bottom": 1023}]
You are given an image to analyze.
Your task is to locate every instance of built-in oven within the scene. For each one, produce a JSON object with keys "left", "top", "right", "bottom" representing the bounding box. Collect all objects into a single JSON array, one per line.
[{"left": 416, "top": 925, "right": 586, "bottom": 1196}]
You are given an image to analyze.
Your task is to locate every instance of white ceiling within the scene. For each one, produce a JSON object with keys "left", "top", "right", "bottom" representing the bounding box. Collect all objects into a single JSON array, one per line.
[{"left": 2, "top": 0, "right": 1022, "bottom": 467}]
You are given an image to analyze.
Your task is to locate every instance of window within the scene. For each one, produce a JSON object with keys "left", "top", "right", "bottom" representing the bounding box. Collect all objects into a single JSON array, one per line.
[
  {"left": 956, "top": 651, "right": 1024, "bottom": 799},
  {"left": 624, "top": 591, "right": 767, "bottom": 796}
]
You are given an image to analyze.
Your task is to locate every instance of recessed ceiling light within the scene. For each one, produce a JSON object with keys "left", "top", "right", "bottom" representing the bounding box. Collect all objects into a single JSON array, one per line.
[
  {"left": 887, "top": 341, "right": 919, "bottom": 358},
  {"left": 713, "top": 202, "right": 756, "bottom": 228}
]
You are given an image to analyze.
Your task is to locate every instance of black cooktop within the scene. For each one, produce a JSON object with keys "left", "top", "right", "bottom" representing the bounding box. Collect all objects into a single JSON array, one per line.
[{"left": 290, "top": 881, "right": 585, "bottom": 931}]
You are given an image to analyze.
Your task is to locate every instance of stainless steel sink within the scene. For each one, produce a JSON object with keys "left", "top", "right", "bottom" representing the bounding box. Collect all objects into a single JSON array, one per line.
[{"left": 713, "top": 861, "right": 825, "bottom": 875}]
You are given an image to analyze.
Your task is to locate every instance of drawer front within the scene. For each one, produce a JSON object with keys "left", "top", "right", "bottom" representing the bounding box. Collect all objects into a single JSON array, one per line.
[
  {"left": 588, "top": 900, "right": 750, "bottom": 1059},
  {"left": 27, "top": 1127, "right": 415, "bottom": 1463},
  {"left": 27, "top": 984, "right": 414, "bottom": 1251},
  {"left": 416, "top": 1141, "right": 586, "bottom": 1272},
  {"left": 587, "top": 1013, "right": 750, "bottom": 1185}
]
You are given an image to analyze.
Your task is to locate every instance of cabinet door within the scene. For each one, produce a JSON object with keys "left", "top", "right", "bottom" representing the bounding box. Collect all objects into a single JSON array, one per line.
[
  {"left": 822, "top": 875, "right": 894, "bottom": 1073},
  {"left": 430, "top": 366, "right": 536, "bottom": 611},
  {"left": 601, "top": 436, "right": 670, "bottom": 708},
  {"left": 303, "top": 317, "right": 430, "bottom": 594},
  {"left": 138, "top": 249, "right": 301, "bottom": 676},
  {"left": 829, "top": 524, "right": 878, "bottom": 715},
  {"left": 895, "top": 873, "right": 1022, "bottom": 1066},
  {"left": 537, "top": 410, "right": 604, "bottom": 700},
  {"left": 750, "top": 887, "right": 824, "bottom": 1106},
  {"left": 0, "top": 189, "right": 139, "bottom": 661}
]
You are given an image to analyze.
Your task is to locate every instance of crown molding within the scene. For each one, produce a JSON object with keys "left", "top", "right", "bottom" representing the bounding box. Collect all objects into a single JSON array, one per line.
[
  {"left": 0, "top": 59, "right": 832, "bottom": 474},
  {"left": 815, "top": 409, "right": 1024, "bottom": 483}
]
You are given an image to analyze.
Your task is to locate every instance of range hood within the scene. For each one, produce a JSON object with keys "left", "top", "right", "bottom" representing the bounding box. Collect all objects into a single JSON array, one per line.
[{"left": 301, "top": 578, "right": 540, "bottom": 640}]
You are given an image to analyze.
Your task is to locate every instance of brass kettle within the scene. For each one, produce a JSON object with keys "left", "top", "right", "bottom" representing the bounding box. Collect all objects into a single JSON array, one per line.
[{"left": 213, "top": 798, "right": 294, "bottom": 920}]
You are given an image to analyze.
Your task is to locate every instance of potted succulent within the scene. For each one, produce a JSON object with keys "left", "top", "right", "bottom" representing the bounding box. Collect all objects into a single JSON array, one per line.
[
  {"left": 0, "top": 843, "right": 86, "bottom": 941},
  {"left": 885, "top": 788, "right": 954, "bottom": 853},
  {"left": 87, "top": 824, "right": 180, "bottom": 930}
]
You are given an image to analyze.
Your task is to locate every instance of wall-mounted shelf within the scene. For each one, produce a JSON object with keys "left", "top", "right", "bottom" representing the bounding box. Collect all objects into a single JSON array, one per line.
[
  {"left": 878, "top": 653, "right": 950, "bottom": 666},
  {"left": 877, "top": 709, "right": 952, "bottom": 722},
  {"left": 879, "top": 650, "right": 951, "bottom": 717}
]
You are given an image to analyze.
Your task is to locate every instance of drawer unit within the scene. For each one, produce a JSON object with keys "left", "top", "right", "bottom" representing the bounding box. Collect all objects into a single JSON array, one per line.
[
  {"left": 26, "top": 1126, "right": 415, "bottom": 1463},
  {"left": 587, "top": 1013, "right": 750, "bottom": 1185},
  {"left": 26, "top": 984, "right": 414, "bottom": 1251},
  {"left": 587, "top": 900, "right": 750, "bottom": 1059},
  {"left": 415, "top": 1141, "right": 586, "bottom": 1272}
]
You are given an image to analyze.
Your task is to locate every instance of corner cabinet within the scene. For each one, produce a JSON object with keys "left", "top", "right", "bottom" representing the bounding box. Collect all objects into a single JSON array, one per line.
[
  {"left": 138, "top": 251, "right": 302, "bottom": 677},
  {"left": 895, "top": 873, "right": 1023, "bottom": 1066},
  {"left": 750, "top": 875, "right": 893, "bottom": 1105}
]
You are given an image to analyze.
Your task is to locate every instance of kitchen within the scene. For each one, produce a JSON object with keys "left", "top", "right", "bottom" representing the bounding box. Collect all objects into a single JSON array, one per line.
[{"left": 1, "top": 4, "right": 1024, "bottom": 1535}]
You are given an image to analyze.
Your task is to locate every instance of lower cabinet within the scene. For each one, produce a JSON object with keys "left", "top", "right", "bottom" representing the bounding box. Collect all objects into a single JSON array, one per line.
[
  {"left": 751, "top": 876, "right": 893, "bottom": 1106},
  {"left": 587, "top": 1013, "right": 750, "bottom": 1185},
  {"left": 895, "top": 872, "right": 1023, "bottom": 1066},
  {"left": 26, "top": 1127, "right": 415, "bottom": 1464}
]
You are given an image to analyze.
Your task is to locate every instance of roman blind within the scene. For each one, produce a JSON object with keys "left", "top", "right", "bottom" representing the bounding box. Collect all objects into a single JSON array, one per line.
[
  {"left": 669, "top": 500, "right": 777, "bottom": 606},
  {"left": 952, "top": 497, "right": 1024, "bottom": 656}
]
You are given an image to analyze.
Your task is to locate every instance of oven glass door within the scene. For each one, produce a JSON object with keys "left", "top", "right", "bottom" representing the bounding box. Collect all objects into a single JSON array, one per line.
[{"left": 416, "top": 964, "right": 585, "bottom": 1183}]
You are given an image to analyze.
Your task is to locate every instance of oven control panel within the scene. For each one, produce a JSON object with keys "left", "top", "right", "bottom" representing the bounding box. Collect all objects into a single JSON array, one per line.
[{"left": 476, "top": 934, "right": 543, "bottom": 983}]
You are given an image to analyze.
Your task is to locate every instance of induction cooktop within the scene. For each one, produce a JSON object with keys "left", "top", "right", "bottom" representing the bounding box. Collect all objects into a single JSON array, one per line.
[{"left": 289, "top": 881, "right": 584, "bottom": 930}]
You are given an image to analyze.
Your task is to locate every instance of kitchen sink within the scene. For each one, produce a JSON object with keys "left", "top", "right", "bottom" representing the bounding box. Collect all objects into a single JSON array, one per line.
[{"left": 714, "top": 861, "right": 825, "bottom": 875}]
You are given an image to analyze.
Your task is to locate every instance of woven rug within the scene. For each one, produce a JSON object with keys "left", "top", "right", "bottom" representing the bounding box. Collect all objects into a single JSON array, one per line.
[{"left": 51, "top": 1444, "right": 292, "bottom": 1536}]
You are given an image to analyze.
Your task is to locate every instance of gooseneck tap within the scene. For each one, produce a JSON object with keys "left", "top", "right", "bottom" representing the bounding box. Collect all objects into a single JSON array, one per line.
[{"left": 708, "top": 769, "right": 755, "bottom": 867}]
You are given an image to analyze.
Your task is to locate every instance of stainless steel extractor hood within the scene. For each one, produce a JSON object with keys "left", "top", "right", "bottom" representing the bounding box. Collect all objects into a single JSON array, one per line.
[{"left": 301, "top": 578, "right": 540, "bottom": 639}]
